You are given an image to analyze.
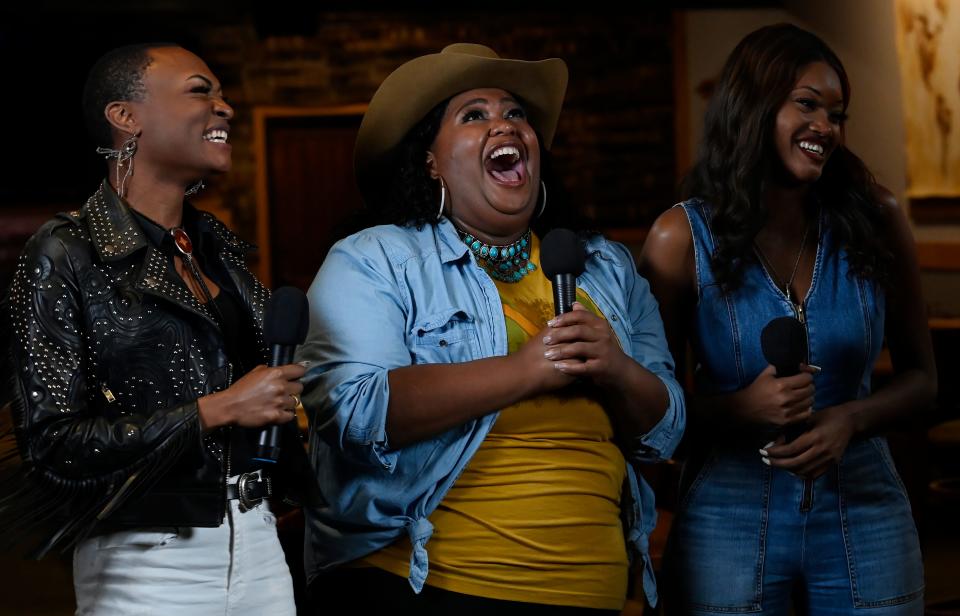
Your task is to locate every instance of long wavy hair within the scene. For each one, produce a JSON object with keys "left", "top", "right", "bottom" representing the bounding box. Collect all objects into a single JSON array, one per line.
[
  {"left": 683, "top": 24, "right": 892, "bottom": 290},
  {"left": 351, "top": 96, "right": 578, "bottom": 239}
]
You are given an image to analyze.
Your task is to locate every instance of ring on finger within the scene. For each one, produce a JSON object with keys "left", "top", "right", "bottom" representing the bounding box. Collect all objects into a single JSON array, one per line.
[{"left": 290, "top": 393, "right": 301, "bottom": 409}]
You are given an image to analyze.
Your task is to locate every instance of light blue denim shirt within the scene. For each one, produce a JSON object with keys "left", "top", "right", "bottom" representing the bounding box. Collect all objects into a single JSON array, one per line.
[{"left": 297, "top": 218, "right": 685, "bottom": 606}]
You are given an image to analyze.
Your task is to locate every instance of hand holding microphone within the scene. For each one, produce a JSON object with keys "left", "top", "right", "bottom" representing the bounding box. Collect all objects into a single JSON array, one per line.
[
  {"left": 731, "top": 317, "right": 815, "bottom": 433},
  {"left": 760, "top": 316, "right": 817, "bottom": 443},
  {"left": 536, "top": 229, "right": 629, "bottom": 388},
  {"left": 536, "top": 229, "right": 671, "bottom": 431},
  {"left": 511, "top": 229, "right": 586, "bottom": 393},
  {"left": 196, "top": 287, "right": 309, "bottom": 462},
  {"left": 758, "top": 317, "right": 855, "bottom": 477},
  {"left": 255, "top": 286, "right": 310, "bottom": 462}
]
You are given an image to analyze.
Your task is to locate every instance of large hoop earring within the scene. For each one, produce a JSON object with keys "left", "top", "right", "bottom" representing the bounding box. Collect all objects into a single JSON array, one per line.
[
  {"left": 436, "top": 177, "right": 447, "bottom": 221},
  {"left": 96, "top": 132, "right": 139, "bottom": 198},
  {"left": 184, "top": 180, "right": 206, "bottom": 197},
  {"left": 536, "top": 180, "right": 547, "bottom": 218}
]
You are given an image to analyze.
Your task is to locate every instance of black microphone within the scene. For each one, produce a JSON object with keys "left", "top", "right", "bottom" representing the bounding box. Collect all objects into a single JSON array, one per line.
[
  {"left": 760, "top": 316, "right": 808, "bottom": 443},
  {"left": 253, "top": 286, "right": 310, "bottom": 464},
  {"left": 540, "top": 228, "right": 586, "bottom": 315}
]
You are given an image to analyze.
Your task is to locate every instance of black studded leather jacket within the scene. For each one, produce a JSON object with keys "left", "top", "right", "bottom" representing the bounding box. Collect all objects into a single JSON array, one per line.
[{"left": 2, "top": 180, "right": 308, "bottom": 552}]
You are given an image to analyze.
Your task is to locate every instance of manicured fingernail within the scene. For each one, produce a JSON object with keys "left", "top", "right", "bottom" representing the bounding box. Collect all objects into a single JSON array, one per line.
[
  {"left": 298, "top": 360, "right": 312, "bottom": 368},
  {"left": 543, "top": 336, "right": 552, "bottom": 344},
  {"left": 554, "top": 362, "right": 567, "bottom": 371},
  {"left": 809, "top": 364, "right": 822, "bottom": 373},
  {"left": 763, "top": 441, "right": 775, "bottom": 449},
  {"left": 761, "top": 457, "right": 770, "bottom": 465},
  {"left": 547, "top": 318, "right": 559, "bottom": 327},
  {"left": 759, "top": 448, "right": 769, "bottom": 456},
  {"left": 544, "top": 349, "right": 557, "bottom": 359}
]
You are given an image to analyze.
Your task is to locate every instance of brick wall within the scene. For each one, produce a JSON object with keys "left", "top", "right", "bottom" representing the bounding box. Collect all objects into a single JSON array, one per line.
[
  {"left": 0, "top": 9, "right": 677, "bottom": 284},
  {"left": 194, "top": 11, "right": 677, "bottom": 241}
]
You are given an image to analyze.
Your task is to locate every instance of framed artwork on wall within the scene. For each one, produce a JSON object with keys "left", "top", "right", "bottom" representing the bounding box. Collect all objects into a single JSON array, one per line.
[{"left": 895, "top": 0, "right": 960, "bottom": 222}]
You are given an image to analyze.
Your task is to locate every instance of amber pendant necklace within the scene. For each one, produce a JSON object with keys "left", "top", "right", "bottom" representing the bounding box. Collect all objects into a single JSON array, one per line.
[{"left": 171, "top": 227, "right": 217, "bottom": 308}]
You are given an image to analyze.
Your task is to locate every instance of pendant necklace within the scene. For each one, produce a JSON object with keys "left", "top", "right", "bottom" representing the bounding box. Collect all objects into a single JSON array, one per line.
[
  {"left": 169, "top": 226, "right": 226, "bottom": 326},
  {"left": 753, "top": 216, "right": 813, "bottom": 322}
]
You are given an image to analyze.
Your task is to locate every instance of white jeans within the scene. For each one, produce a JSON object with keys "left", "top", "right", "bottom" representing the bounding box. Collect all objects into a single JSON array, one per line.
[{"left": 73, "top": 494, "right": 296, "bottom": 615}]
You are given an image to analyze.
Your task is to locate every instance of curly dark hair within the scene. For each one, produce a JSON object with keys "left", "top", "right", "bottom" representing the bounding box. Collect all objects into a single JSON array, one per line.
[
  {"left": 683, "top": 24, "right": 892, "bottom": 289},
  {"left": 82, "top": 43, "right": 180, "bottom": 148},
  {"left": 354, "top": 96, "right": 578, "bottom": 238}
]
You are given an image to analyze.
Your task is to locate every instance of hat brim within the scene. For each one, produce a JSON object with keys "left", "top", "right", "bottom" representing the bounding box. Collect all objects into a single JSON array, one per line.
[{"left": 354, "top": 47, "right": 568, "bottom": 204}]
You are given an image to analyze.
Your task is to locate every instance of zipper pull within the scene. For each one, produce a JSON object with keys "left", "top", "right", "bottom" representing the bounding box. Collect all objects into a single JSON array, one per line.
[
  {"left": 794, "top": 301, "right": 806, "bottom": 324},
  {"left": 101, "top": 383, "right": 116, "bottom": 403}
]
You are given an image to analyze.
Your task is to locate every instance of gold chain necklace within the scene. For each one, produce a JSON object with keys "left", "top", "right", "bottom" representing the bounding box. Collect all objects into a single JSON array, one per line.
[{"left": 753, "top": 217, "right": 813, "bottom": 306}]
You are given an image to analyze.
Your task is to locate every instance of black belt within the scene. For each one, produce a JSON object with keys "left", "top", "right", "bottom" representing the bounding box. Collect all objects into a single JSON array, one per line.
[{"left": 226, "top": 472, "right": 272, "bottom": 511}]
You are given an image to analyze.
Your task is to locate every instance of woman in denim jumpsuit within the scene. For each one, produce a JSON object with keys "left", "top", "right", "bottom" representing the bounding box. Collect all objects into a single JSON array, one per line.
[{"left": 640, "top": 24, "right": 936, "bottom": 615}]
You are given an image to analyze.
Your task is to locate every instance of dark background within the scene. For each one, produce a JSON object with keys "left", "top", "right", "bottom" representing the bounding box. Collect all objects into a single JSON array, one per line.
[{"left": 2, "top": 3, "right": 958, "bottom": 615}]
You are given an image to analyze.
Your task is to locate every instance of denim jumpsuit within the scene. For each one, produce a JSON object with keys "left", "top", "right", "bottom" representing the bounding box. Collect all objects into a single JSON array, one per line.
[{"left": 663, "top": 200, "right": 923, "bottom": 615}]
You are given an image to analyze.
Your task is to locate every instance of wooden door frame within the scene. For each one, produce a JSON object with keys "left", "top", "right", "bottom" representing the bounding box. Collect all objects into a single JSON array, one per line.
[{"left": 252, "top": 103, "right": 367, "bottom": 287}]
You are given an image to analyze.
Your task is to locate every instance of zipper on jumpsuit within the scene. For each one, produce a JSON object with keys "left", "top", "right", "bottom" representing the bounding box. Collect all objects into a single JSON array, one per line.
[{"left": 792, "top": 301, "right": 814, "bottom": 512}]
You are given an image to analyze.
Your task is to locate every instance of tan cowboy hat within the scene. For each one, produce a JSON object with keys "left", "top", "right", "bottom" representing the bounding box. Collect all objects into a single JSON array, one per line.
[{"left": 354, "top": 43, "right": 568, "bottom": 201}]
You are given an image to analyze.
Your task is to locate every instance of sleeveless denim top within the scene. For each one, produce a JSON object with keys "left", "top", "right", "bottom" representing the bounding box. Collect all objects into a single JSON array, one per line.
[
  {"left": 681, "top": 199, "right": 884, "bottom": 410},
  {"left": 672, "top": 200, "right": 924, "bottom": 610}
]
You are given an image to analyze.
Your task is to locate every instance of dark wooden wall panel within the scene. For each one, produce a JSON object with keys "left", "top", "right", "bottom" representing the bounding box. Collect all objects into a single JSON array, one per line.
[
  {"left": 0, "top": 9, "right": 679, "bottom": 289},
  {"left": 265, "top": 115, "right": 363, "bottom": 290}
]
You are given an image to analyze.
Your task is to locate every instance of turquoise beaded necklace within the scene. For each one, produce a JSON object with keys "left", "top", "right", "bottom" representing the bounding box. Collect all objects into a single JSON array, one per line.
[{"left": 458, "top": 228, "right": 537, "bottom": 283}]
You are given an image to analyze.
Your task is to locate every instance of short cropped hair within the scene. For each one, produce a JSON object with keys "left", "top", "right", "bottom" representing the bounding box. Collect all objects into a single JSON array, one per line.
[{"left": 81, "top": 42, "right": 179, "bottom": 147}]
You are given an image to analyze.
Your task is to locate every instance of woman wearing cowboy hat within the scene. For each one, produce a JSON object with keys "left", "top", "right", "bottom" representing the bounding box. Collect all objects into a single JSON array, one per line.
[{"left": 297, "top": 44, "right": 685, "bottom": 615}]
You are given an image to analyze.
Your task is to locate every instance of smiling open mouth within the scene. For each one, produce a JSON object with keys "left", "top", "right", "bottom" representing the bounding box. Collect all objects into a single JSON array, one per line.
[
  {"left": 485, "top": 145, "right": 525, "bottom": 185},
  {"left": 799, "top": 140, "right": 824, "bottom": 156},
  {"left": 203, "top": 129, "right": 229, "bottom": 144}
]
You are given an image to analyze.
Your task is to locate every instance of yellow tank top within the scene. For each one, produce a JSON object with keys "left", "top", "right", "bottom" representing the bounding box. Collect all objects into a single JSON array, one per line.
[{"left": 362, "top": 234, "right": 628, "bottom": 610}]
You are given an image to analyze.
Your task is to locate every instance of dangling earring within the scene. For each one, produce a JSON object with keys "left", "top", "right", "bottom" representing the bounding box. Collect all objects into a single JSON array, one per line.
[
  {"left": 436, "top": 177, "right": 448, "bottom": 221},
  {"left": 185, "top": 180, "right": 205, "bottom": 197},
  {"left": 536, "top": 180, "right": 547, "bottom": 218},
  {"left": 96, "top": 132, "right": 139, "bottom": 198}
]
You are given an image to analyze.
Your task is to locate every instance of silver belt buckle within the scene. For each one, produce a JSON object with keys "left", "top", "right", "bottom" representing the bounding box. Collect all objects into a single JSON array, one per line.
[{"left": 237, "top": 472, "right": 261, "bottom": 512}]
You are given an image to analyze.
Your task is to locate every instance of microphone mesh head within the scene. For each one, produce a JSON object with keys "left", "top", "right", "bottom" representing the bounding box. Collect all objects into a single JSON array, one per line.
[
  {"left": 264, "top": 286, "right": 310, "bottom": 347},
  {"left": 760, "top": 316, "right": 807, "bottom": 376},
  {"left": 540, "top": 228, "right": 585, "bottom": 278}
]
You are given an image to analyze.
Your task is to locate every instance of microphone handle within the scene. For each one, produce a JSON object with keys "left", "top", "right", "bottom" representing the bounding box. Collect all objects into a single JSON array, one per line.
[
  {"left": 552, "top": 273, "right": 577, "bottom": 315},
  {"left": 254, "top": 344, "right": 296, "bottom": 463},
  {"left": 773, "top": 362, "right": 805, "bottom": 444},
  {"left": 271, "top": 345, "right": 296, "bottom": 368}
]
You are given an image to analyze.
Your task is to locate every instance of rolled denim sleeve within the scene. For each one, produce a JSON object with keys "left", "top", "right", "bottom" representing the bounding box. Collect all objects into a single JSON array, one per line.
[
  {"left": 297, "top": 232, "right": 410, "bottom": 471},
  {"left": 615, "top": 242, "right": 686, "bottom": 463}
]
